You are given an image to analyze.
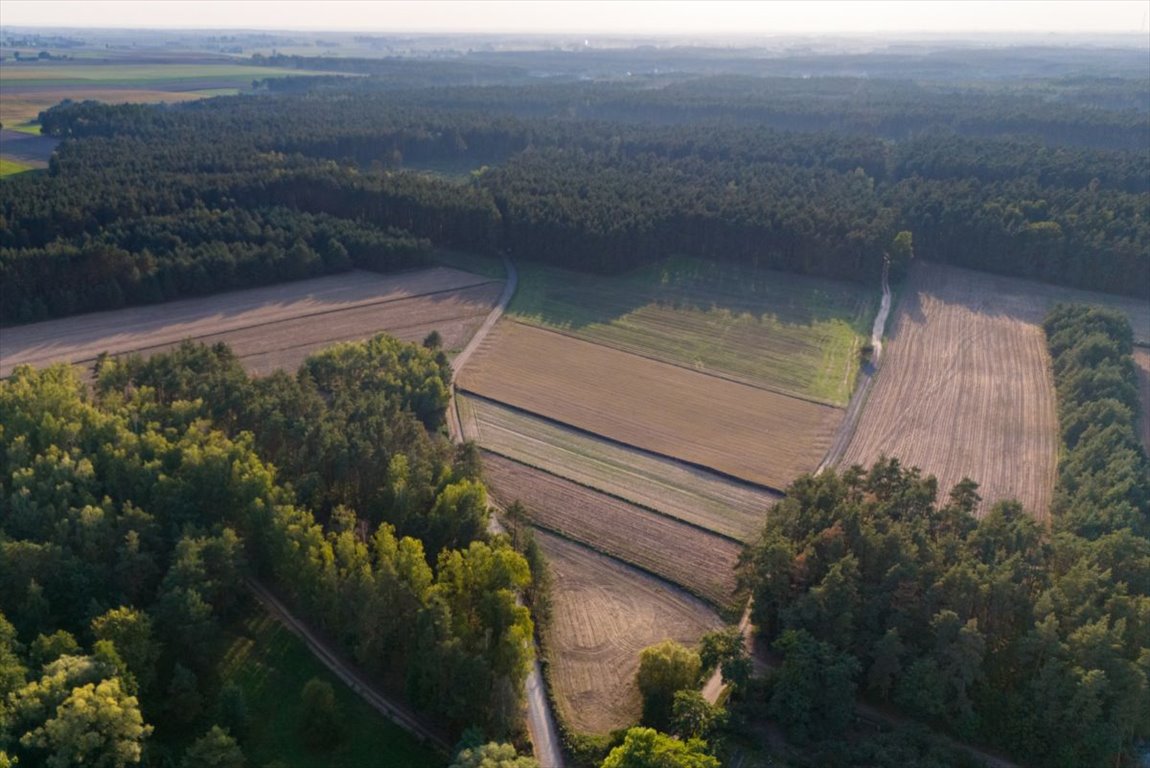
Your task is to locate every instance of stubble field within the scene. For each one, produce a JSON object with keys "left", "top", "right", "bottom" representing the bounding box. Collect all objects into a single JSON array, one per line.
[
  {"left": 457, "top": 321, "right": 842, "bottom": 490},
  {"left": 458, "top": 393, "right": 775, "bottom": 541},
  {"left": 535, "top": 530, "right": 722, "bottom": 736},
  {"left": 1, "top": 268, "right": 502, "bottom": 378},
  {"left": 509, "top": 257, "right": 876, "bottom": 405},
  {"left": 840, "top": 262, "right": 1059, "bottom": 518},
  {"left": 483, "top": 453, "right": 743, "bottom": 609}
]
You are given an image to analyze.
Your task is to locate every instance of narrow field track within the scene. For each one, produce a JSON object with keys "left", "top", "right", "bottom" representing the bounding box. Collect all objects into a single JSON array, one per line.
[
  {"left": 457, "top": 321, "right": 842, "bottom": 489},
  {"left": 0, "top": 268, "right": 501, "bottom": 377},
  {"left": 840, "top": 262, "right": 1059, "bottom": 518},
  {"left": 458, "top": 393, "right": 776, "bottom": 541},
  {"left": 483, "top": 453, "right": 743, "bottom": 609},
  {"left": 535, "top": 530, "right": 722, "bottom": 736}
]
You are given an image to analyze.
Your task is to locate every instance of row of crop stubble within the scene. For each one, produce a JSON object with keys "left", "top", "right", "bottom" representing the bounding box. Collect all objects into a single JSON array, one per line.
[
  {"left": 458, "top": 392, "right": 776, "bottom": 542},
  {"left": 839, "top": 262, "right": 1061, "bottom": 518},
  {"left": 456, "top": 321, "right": 843, "bottom": 491},
  {"left": 483, "top": 452, "right": 743, "bottom": 610},
  {"left": 1, "top": 267, "right": 503, "bottom": 378}
]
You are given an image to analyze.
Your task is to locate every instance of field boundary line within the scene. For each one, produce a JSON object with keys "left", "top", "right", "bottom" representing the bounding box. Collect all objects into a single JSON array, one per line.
[
  {"left": 512, "top": 520, "right": 742, "bottom": 616},
  {"left": 502, "top": 317, "right": 850, "bottom": 410},
  {"left": 457, "top": 388, "right": 788, "bottom": 496},
  {"left": 2, "top": 278, "right": 502, "bottom": 379},
  {"left": 245, "top": 577, "right": 453, "bottom": 754},
  {"left": 478, "top": 447, "right": 750, "bottom": 547},
  {"left": 818, "top": 262, "right": 891, "bottom": 474}
]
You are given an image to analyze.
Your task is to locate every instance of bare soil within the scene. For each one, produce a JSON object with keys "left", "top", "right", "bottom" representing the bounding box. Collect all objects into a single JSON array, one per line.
[
  {"left": 840, "top": 262, "right": 1059, "bottom": 518},
  {"left": 535, "top": 529, "right": 721, "bottom": 736},
  {"left": 483, "top": 453, "right": 743, "bottom": 609},
  {"left": 457, "top": 321, "right": 843, "bottom": 490},
  {"left": 1, "top": 268, "right": 501, "bottom": 378}
]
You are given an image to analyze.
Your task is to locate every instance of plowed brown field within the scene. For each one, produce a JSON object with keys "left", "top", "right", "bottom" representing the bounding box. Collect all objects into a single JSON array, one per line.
[
  {"left": 840, "top": 262, "right": 1058, "bottom": 518},
  {"left": 483, "top": 453, "right": 742, "bottom": 608},
  {"left": 1, "top": 268, "right": 502, "bottom": 378},
  {"left": 1135, "top": 347, "right": 1150, "bottom": 454},
  {"left": 457, "top": 321, "right": 842, "bottom": 489},
  {"left": 536, "top": 530, "right": 721, "bottom": 736},
  {"left": 458, "top": 394, "right": 775, "bottom": 541}
]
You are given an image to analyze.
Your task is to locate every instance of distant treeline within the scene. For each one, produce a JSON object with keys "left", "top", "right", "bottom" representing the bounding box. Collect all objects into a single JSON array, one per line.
[{"left": 2, "top": 73, "right": 1147, "bottom": 323}]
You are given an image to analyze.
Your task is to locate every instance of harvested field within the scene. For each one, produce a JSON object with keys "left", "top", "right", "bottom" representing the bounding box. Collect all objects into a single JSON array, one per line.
[
  {"left": 459, "top": 393, "right": 775, "bottom": 541},
  {"left": 510, "top": 257, "right": 876, "bottom": 405},
  {"left": 457, "top": 321, "right": 842, "bottom": 489},
  {"left": 1135, "top": 347, "right": 1150, "bottom": 454},
  {"left": 483, "top": 453, "right": 742, "bottom": 608},
  {"left": 840, "top": 262, "right": 1058, "bottom": 518},
  {"left": 1, "top": 268, "right": 502, "bottom": 378},
  {"left": 535, "top": 530, "right": 722, "bottom": 736}
]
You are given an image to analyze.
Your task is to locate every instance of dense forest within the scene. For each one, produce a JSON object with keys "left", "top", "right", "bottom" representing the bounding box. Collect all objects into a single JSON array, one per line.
[
  {"left": 0, "top": 335, "right": 536, "bottom": 766},
  {"left": 2, "top": 66, "right": 1147, "bottom": 323},
  {"left": 740, "top": 308, "right": 1150, "bottom": 767}
]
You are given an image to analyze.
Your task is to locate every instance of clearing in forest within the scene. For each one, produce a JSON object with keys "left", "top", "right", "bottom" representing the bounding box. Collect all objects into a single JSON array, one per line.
[
  {"left": 483, "top": 453, "right": 743, "bottom": 609},
  {"left": 509, "top": 257, "right": 876, "bottom": 405},
  {"left": 1135, "top": 347, "right": 1150, "bottom": 454},
  {"left": 534, "top": 530, "right": 722, "bottom": 737},
  {"left": 0, "top": 267, "right": 503, "bottom": 378},
  {"left": 456, "top": 321, "right": 842, "bottom": 490},
  {"left": 840, "top": 262, "right": 1059, "bottom": 518},
  {"left": 459, "top": 393, "right": 775, "bottom": 542}
]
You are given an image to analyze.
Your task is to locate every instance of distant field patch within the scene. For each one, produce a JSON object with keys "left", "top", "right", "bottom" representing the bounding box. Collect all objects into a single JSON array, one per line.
[
  {"left": 509, "top": 257, "right": 876, "bottom": 405},
  {"left": 0, "top": 58, "right": 327, "bottom": 127},
  {"left": 1135, "top": 347, "right": 1150, "bottom": 454},
  {"left": 484, "top": 453, "right": 742, "bottom": 609},
  {"left": 459, "top": 393, "right": 774, "bottom": 541},
  {"left": 535, "top": 530, "right": 722, "bottom": 737},
  {"left": 0, "top": 268, "right": 502, "bottom": 378},
  {"left": 0, "top": 157, "right": 33, "bottom": 176},
  {"left": 457, "top": 321, "right": 842, "bottom": 489},
  {"left": 840, "top": 262, "right": 1059, "bottom": 518},
  {"left": 0, "top": 128, "right": 59, "bottom": 165}
]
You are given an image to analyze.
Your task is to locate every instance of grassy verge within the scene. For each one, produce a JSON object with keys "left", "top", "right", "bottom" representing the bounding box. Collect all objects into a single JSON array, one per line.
[
  {"left": 218, "top": 602, "right": 444, "bottom": 768},
  {"left": 507, "top": 257, "right": 876, "bottom": 406},
  {"left": 0, "top": 158, "right": 35, "bottom": 177},
  {"left": 433, "top": 249, "right": 506, "bottom": 280}
]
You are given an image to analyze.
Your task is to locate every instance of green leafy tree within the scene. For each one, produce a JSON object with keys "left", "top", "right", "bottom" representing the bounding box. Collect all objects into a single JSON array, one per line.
[
  {"left": 450, "top": 741, "right": 537, "bottom": 768},
  {"left": 299, "top": 678, "right": 340, "bottom": 749},
  {"left": 166, "top": 663, "right": 203, "bottom": 725},
  {"left": 91, "top": 607, "right": 160, "bottom": 695},
  {"left": 768, "top": 629, "right": 860, "bottom": 743},
  {"left": 671, "top": 690, "right": 726, "bottom": 741},
  {"left": 28, "top": 632, "right": 80, "bottom": 670},
  {"left": 214, "top": 682, "right": 249, "bottom": 740},
  {"left": 19, "top": 677, "right": 152, "bottom": 768},
  {"left": 181, "top": 726, "right": 245, "bottom": 768},
  {"left": 600, "top": 727, "right": 719, "bottom": 768},
  {"left": 636, "top": 641, "right": 702, "bottom": 731}
]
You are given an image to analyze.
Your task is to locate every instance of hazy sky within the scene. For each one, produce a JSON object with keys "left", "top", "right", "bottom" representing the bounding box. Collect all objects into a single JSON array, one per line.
[{"left": 3, "top": 0, "right": 1148, "bottom": 35}]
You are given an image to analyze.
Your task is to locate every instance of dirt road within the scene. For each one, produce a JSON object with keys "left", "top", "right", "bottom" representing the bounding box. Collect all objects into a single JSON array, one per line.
[
  {"left": 247, "top": 578, "right": 452, "bottom": 754},
  {"left": 817, "top": 261, "right": 891, "bottom": 474},
  {"left": 445, "top": 257, "right": 566, "bottom": 768}
]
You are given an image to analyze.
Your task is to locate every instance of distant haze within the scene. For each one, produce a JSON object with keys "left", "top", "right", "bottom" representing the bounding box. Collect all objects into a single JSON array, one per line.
[{"left": 3, "top": 0, "right": 1148, "bottom": 36}]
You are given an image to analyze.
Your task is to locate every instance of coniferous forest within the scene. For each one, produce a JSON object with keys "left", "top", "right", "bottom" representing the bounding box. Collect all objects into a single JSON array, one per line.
[{"left": 1, "top": 37, "right": 1148, "bottom": 768}]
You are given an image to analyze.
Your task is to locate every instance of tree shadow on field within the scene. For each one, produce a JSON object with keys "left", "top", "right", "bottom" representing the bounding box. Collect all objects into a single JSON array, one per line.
[{"left": 514, "top": 254, "right": 877, "bottom": 336}]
